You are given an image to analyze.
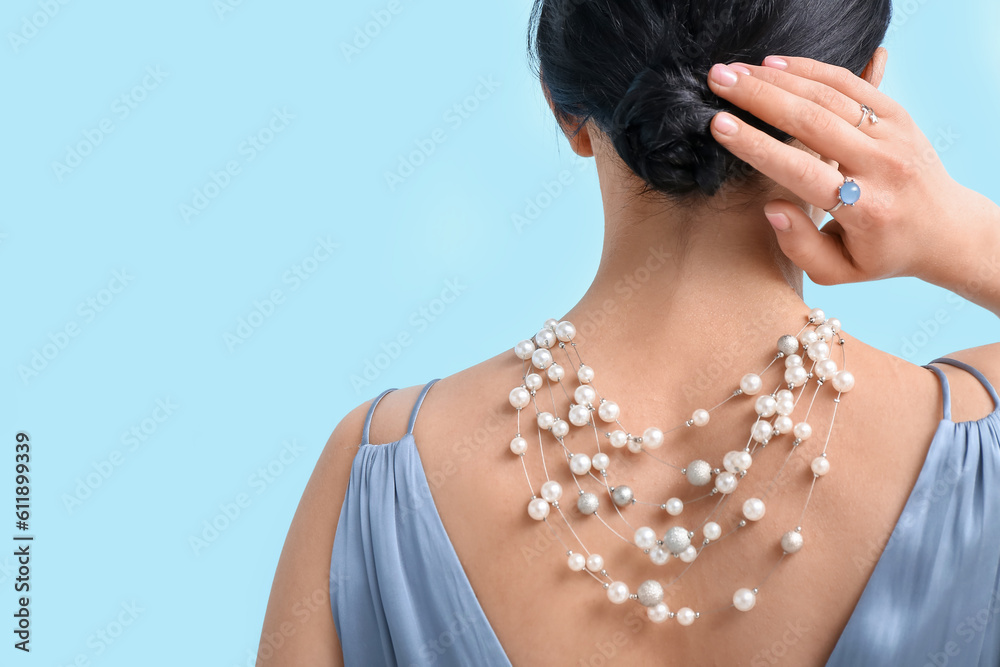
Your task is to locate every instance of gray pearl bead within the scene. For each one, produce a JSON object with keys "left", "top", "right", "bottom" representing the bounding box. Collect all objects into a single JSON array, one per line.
[
  {"left": 781, "top": 530, "right": 804, "bottom": 553},
  {"left": 685, "top": 459, "right": 713, "bottom": 486},
  {"left": 577, "top": 492, "right": 599, "bottom": 515},
  {"left": 636, "top": 579, "right": 664, "bottom": 607},
  {"left": 611, "top": 485, "right": 634, "bottom": 507},
  {"left": 664, "top": 526, "right": 691, "bottom": 554},
  {"left": 777, "top": 334, "right": 799, "bottom": 356}
]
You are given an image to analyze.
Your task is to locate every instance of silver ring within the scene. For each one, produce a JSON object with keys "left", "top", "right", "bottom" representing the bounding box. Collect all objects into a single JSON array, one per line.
[
  {"left": 855, "top": 104, "right": 880, "bottom": 129},
  {"left": 824, "top": 176, "right": 861, "bottom": 213}
]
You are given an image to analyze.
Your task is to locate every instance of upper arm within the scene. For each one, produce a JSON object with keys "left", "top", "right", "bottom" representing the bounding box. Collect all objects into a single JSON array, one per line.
[{"left": 256, "top": 399, "right": 370, "bottom": 667}]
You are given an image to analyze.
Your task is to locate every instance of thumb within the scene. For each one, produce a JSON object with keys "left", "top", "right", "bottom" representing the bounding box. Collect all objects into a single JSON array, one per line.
[{"left": 763, "top": 200, "right": 857, "bottom": 286}]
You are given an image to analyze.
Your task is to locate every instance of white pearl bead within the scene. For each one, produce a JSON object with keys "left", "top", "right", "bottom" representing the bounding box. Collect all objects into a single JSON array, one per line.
[
  {"left": 555, "top": 320, "right": 576, "bottom": 342},
  {"left": 567, "top": 552, "right": 586, "bottom": 571},
  {"left": 537, "top": 411, "right": 555, "bottom": 430},
  {"left": 543, "top": 318, "right": 558, "bottom": 330},
  {"left": 776, "top": 389, "right": 794, "bottom": 403},
  {"left": 809, "top": 308, "right": 826, "bottom": 324},
  {"left": 573, "top": 385, "right": 596, "bottom": 407},
  {"left": 815, "top": 358, "right": 838, "bottom": 380},
  {"left": 597, "top": 400, "right": 620, "bottom": 422},
  {"left": 534, "top": 328, "right": 556, "bottom": 349},
  {"left": 546, "top": 363, "right": 565, "bottom": 382},
  {"left": 703, "top": 521, "right": 722, "bottom": 541},
  {"left": 685, "top": 459, "right": 713, "bottom": 486},
  {"left": 586, "top": 553, "right": 604, "bottom": 572},
  {"left": 540, "top": 480, "right": 562, "bottom": 502},
  {"left": 634, "top": 526, "right": 657, "bottom": 550},
  {"left": 609, "top": 430, "right": 629, "bottom": 448},
  {"left": 514, "top": 339, "right": 535, "bottom": 360},
  {"left": 755, "top": 395, "right": 777, "bottom": 418},
  {"left": 527, "top": 498, "right": 549, "bottom": 520},
  {"left": 675, "top": 607, "right": 696, "bottom": 626},
  {"left": 508, "top": 387, "right": 530, "bottom": 409},
  {"left": 679, "top": 545, "right": 698, "bottom": 563},
  {"left": 649, "top": 546, "right": 670, "bottom": 565},
  {"left": 793, "top": 421, "right": 812, "bottom": 441},
  {"left": 692, "top": 408, "right": 710, "bottom": 426},
  {"left": 785, "top": 354, "right": 804, "bottom": 368},
  {"left": 773, "top": 415, "right": 793, "bottom": 434},
  {"left": 642, "top": 426, "right": 664, "bottom": 449},
  {"left": 723, "top": 450, "right": 752, "bottom": 473},
  {"left": 832, "top": 370, "right": 855, "bottom": 392},
  {"left": 827, "top": 317, "right": 841, "bottom": 333},
  {"left": 775, "top": 399, "right": 795, "bottom": 417},
  {"left": 569, "top": 453, "right": 592, "bottom": 476},
  {"left": 811, "top": 456, "right": 830, "bottom": 476},
  {"left": 647, "top": 602, "right": 670, "bottom": 623},
  {"left": 751, "top": 420, "right": 772, "bottom": 443},
  {"left": 568, "top": 404, "right": 591, "bottom": 427},
  {"left": 715, "top": 471, "right": 738, "bottom": 494},
  {"left": 591, "top": 452, "right": 610, "bottom": 471},
  {"left": 800, "top": 330, "right": 818, "bottom": 347},
  {"left": 742, "top": 497, "right": 766, "bottom": 521},
  {"left": 531, "top": 348, "right": 552, "bottom": 370},
  {"left": 781, "top": 530, "right": 804, "bottom": 553},
  {"left": 807, "top": 340, "right": 830, "bottom": 362},
  {"left": 665, "top": 497, "right": 684, "bottom": 516},
  {"left": 816, "top": 324, "right": 834, "bottom": 341},
  {"left": 551, "top": 419, "right": 569, "bottom": 439},
  {"left": 784, "top": 365, "right": 808, "bottom": 387},
  {"left": 740, "top": 373, "right": 763, "bottom": 396},
  {"left": 626, "top": 438, "right": 644, "bottom": 454},
  {"left": 509, "top": 436, "right": 527, "bottom": 455},
  {"left": 525, "top": 373, "right": 543, "bottom": 391},
  {"left": 577, "top": 365, "right": 595, "bottom": 384},
  {"left": 733, "top": 588, "right": 757, "bottom": 612},
  {"left": 607, "top": 581, "right": 630, "bottom": 604}
]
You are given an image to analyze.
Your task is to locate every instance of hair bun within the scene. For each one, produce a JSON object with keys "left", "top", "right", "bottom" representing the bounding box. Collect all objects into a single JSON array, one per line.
[{"left": 609, "top": 64, "right": 729, "bottom": 197}]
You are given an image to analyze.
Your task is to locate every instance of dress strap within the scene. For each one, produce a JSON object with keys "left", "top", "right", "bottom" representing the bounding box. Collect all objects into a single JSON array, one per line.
[
  {"left": 406, "top": 378, "right": 442, "bottom": 436},
  {"left": 930, "top": 357, "right": 1000, "bottom": 412},
  {"left": 923, "top": 363, "right": 952, "bottom": 422},
  {"left": 361, "top": 387, "right": 397, "bottom": 446}
]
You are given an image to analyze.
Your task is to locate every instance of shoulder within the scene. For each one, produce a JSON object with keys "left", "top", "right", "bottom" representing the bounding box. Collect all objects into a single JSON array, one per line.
[
  {"left": 940, "top": 342, "right": 1000, "bottom": 376},
  {"left": 932, "top": 342, "right": 1000, "bottom": 421}
]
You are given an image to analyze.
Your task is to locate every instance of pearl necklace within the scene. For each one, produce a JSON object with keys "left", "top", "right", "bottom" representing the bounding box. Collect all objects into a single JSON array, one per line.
[{"left": 507, "top": 308, "right": 854, "bottom": 625}]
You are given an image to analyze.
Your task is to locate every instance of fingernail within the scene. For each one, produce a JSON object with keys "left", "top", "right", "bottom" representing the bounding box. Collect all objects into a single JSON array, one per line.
[
  {"left": 710, "top": 63, "right": 739, "bottom": 87},
  {"left": 763, "top": 56, "right": 788, "bottom": 70},
  {"left": 729, "top": 63, "right": 752, "bottom": 76},
  {"left": 713, "top": 113, "right": 738, "bottom": 136},
  {"left": 765, "top": 211, "right": 791, "bottom": 231}
]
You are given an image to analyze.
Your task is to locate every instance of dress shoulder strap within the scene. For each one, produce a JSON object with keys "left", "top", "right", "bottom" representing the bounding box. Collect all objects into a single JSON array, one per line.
[
  {"left": 927, "top": 357, "right": 1000, "bottom": 417},
  {"left": 361, "top": 387, "right": 397, "bottom": 446},
  {"left": 923, "top": 363, "right": 952, "bottom": 422},
  {"left": 406, "top": 378, "right": 442, "bottom": 437}
]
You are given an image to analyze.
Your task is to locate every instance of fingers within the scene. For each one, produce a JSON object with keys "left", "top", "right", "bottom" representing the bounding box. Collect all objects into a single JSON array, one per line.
[
  {"left": 708, "top": 63, "right": 872, "bottom": 170},
  {"left": 760, "top": 56, "right": 899, "bottom": 120},
  {"left": 762, "top": 201, "right": 860, "bottom": 285},
  {"left": 710, "top": 111, "right": 848, "bottom": 211}
]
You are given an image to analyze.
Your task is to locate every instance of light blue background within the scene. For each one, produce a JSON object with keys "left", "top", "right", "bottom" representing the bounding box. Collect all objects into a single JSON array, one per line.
[{"left": 2, "top": 0, "right": 997, "bottom": 664}]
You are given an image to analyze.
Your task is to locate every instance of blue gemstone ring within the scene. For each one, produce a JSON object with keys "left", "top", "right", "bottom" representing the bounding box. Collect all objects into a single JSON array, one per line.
[{"left": 825, "top": 176, "right": 861, "bottom": 213}]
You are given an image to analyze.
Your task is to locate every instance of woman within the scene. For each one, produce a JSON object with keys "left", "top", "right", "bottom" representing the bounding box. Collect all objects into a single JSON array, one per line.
[{"left": 259, "top": 0, "right": 1000, "bottom": 664}]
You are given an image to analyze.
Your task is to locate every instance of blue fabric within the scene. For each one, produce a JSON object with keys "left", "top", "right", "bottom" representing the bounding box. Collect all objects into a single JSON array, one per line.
[{"left": 331, "top": 358, "right": 1000, "bottom": 666}]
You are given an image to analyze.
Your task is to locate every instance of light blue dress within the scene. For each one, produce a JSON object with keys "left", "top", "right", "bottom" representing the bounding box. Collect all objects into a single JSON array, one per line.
[{"left": 330, "top": 358, "right": 1000, "bottom": 666}]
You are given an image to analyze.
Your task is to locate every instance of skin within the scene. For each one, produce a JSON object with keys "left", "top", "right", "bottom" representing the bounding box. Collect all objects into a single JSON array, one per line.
[{"left": 258, "top": 49, "right": 1000, "bottom": 666}]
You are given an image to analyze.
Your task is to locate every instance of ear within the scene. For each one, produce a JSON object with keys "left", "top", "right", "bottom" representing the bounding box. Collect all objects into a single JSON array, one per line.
[
  {"left": 860, "top": 47, "right": 888, "bottom": 89},
  {"left": 542, "top": 74, "right": 594, "bottom": 158}
]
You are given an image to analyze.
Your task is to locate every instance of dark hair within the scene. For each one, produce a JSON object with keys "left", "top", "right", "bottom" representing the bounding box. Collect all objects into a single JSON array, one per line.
[{"left": 528, "top": 0, "right": 892, "bottom": 198}]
